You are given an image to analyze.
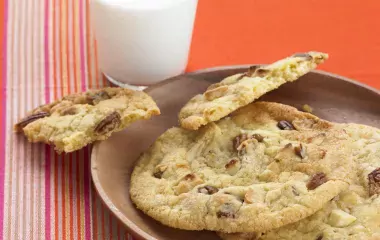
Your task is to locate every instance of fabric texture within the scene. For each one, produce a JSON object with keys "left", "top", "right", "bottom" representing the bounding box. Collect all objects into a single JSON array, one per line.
[{"left": 0, "top": 0, "right": 378, "bottom": 239}]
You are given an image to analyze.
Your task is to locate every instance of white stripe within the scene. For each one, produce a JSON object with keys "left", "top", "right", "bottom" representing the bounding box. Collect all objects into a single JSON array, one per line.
[
  {"left": 31, "top": 1, "right": 40, "bottom": 240},
  {"left": 18, "top": 0, "right": 27, "bottom": 237},
  {"left": 25, "top": 1, "right": 35, "bottom": 238},
  {"left": 10, "top": 0, "right": 20, "bottom": 238},
  {"left": 25, "top": 2, "right": 33, "bottom": 238},
  {"left": 47, "top": 1, "right": 55, "bottom": 237},
  {"left": 38, "top": 0, "right": 46, "bottom": 238},
  {"left": 3, "top": 0, "right": 14, "bottom": 237}
]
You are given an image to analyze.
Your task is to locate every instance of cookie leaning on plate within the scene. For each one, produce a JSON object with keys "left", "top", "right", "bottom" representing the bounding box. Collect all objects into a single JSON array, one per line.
[
  {"left": 218, "top": 124, "right": 380, "bottom": 239},
  {"left": 15, "top": 87, "right": 160, "bottom": 153},
  {"left": 178, "top": 51, "right": 328, "bottom": 130},
  {"left": 130, "top": 102, "right": 354, "bottom": 233}
]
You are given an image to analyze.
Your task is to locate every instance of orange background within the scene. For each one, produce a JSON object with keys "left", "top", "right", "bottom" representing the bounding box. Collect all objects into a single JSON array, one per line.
[{"left": 187, "top": 0, "right": 380, "bottom": 89}]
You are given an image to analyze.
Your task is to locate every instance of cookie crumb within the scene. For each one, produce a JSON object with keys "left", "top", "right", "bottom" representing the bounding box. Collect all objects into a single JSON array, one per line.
[{"left": 302, "top": 104, "right": 313, "bottom": 113}]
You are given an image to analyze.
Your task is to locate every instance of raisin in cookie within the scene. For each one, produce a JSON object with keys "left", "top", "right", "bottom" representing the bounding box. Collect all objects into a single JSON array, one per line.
[
  {"left": 178, "top": 51, "right": 328, "bottom": 130},
  {"left": 15, "top": 87, "right": 160, "bottom": 153},
  {"left": 131, "top": 102, "right": 354, "bottom": 233},
  {"left": 218, "top": 124, "right": 380, "bottom": 239}
]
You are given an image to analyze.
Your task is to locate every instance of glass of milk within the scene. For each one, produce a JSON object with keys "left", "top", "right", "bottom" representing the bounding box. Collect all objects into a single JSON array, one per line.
[{"left": 90, "top": 0, "right": 198, "bottom": 89}]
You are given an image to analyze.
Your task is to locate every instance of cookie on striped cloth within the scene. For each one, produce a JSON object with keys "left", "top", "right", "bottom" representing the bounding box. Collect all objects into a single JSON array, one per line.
[{"left": 15, "top": 87, "right": 160, "bottom": 153}]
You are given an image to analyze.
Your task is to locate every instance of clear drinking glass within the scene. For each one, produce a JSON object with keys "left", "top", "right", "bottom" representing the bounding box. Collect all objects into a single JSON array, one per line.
[{"left": 90, "top": 0, "right": 198, "bottom": 90}]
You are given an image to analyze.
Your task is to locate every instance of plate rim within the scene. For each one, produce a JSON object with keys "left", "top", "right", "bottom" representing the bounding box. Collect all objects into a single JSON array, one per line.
[{"left": 91, "top": 65, "right": 379, "bottom": 240}]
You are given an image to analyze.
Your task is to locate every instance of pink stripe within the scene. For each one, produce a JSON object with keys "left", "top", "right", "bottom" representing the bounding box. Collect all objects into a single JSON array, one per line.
[
  {"left": 83, "top": 146, "right": 91, "bottom": 240},
  {"left": 0, "top": 1, "right": 8, "bottom": 240},
  {"left": 79, "top": 0, "right": 86, "bottom": 91},
  {"left": 80, "top": 1, "right": 91, "bottom": 238},
  {"left": 44, "top": 0, "right": 51, "bottom": 239}
]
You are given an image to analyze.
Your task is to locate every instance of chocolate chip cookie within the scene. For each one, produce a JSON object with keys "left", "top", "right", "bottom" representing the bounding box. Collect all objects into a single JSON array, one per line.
[
  {"left": 15, "top": 87, "right": 160, "bottom": 153},
  {"left": 178, "top": 52, "right": 328, "bottom": 130},
  {"left": 131, "top": 102, "right": 355, "bottom": 233}
]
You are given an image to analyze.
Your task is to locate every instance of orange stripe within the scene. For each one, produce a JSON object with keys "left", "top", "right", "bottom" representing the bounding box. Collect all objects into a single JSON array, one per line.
[
  {"left": 52, "top": 0, "right": 57, "bottom": 100},
  {"left": 86, "top": 0, "right": 92, "bottom": 90},
  {"left": 72, "top": 0, "right": 78, "bottom": 93},
  {"left": 76, "top": 151, "right": 81, "bottom": 240},
  {"left": 59, "top": 0, "right": 64, "bottom": 97},
  {"left": 65, "top": 0, "right": 71, "bottom": 95},
  {"left": 91, "top": 186, "right": 98, "bottom": 240},
  {"left": 61, "top": 154, "right": 66, "bottom": 240},
  {"left": 69, "top": 154, "right": 74, "bottom": 240}
]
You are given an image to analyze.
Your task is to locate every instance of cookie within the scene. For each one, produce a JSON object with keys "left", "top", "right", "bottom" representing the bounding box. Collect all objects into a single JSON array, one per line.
[
  {"left": 15, "top": 87, "right": 160, "bottom": 153},
  {"left": 130, "top": 102, "right": 354, "bottom": 233},
  {"left": 218, "top": 124, "right": 380, "bottom": 239},
  {"left": 178, "top": 51, "right": 328, "bottom": 130},
  {"left": 218, "top": 196, "right": 380, "bottom": 240}
]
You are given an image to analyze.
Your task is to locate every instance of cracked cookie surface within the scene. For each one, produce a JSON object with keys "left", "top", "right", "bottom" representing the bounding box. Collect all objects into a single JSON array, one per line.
[
  {"left": 131, "top": 102, "right": 354, "bottom": 233},
  {"left": 218, "top": 123, "right": 380, "bottom": 239},
  {"left": 15, "top": 87, "right": 160, "bottom": 153},
  {"left": 178, "top": 52, "right": 328, "bottom": 130}
]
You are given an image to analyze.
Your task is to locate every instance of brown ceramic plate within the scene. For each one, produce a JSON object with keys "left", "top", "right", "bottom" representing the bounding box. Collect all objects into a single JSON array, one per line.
[{"left": 91, "top": 66, "right": 380, "bottom": 240}]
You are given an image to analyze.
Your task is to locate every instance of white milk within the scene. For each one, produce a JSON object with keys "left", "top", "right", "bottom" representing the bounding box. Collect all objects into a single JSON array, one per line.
[{"left": 90, "top": 0, "right": 198, "bottom": 86}]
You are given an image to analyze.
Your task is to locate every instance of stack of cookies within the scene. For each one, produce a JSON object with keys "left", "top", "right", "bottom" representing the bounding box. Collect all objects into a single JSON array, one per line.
[{"left": 130, "top": 52, "right": 380, "bottom": 239}]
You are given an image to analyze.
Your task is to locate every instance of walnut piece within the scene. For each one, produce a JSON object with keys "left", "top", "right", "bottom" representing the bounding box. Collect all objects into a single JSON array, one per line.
[
  {"left": 233, "top": 134, "right": 249, "bottom": 151},
  {"left": 94, "top": 112, "right": 121, "bottom": 135},
  {"left": 253, "top": 68, "right": 271, "bottom": 77},
  {"left": 153, "top": 165, "right": 168, "bottom": 179},
  {"left": 15, "top": 112, "right": 50, "bottom": 131},
  {"left": 277, "top": 120, "right": 295, "bottom": 130},
  {"left": 292, "top": 53, "right": 313, "bottom": 60},
  {"left": 307, "top": 172, "right": 328, "bottom": 190},
  {"left": 368, "top": 168, "right": 380, "bottom": 196},
  {"left": 251, "top": 134, "right": 264, "bottom": 142},
  {"left": 60, "top": 107, "right": 78, "bottom": 116},
  {"left": 294, "top": 143, "right": 307, "bottom": 159},
  {"left": 204, "top": 85, "right": 229, "bottom": 101},
  {"left": 198, "top": 186, "right": 218, "bottom": 195},
  {"left": 216, "top": 203, "right": 236, "bottom": 218},
  {"left": 175, "top": 173, "right": 204, "bottom": 195},
  {"left": 244, "top": 189, "right": 255, "bottom": 204},
  {"left": 87, "top": 90, "right": 111, "bottom": 105},
  {"left": 233, "top": 133, "right": 264, "bottom": 151},
  {"left": 225, "top": 159, "right": 241, "bottom": 175}
]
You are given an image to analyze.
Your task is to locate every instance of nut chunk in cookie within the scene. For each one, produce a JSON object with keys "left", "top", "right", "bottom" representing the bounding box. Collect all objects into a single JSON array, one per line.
[
  {"left": 179, "top": 51, "right": 328, "bottom": 130},
  {"left": 15, "top": 87, "right": 160, "bottom": 153}
]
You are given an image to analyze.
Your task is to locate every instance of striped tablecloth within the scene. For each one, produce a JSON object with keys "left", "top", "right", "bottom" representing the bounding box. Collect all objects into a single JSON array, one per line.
[{"left": 0, "top": 1, "right": 379, "bottom": 240}]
